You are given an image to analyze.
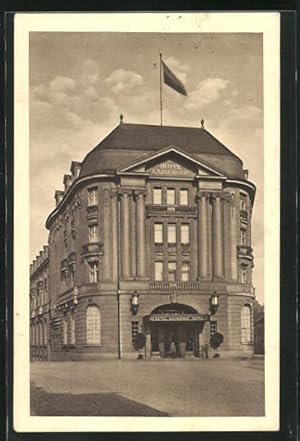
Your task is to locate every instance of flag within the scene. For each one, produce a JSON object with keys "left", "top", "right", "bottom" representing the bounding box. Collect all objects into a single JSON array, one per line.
[{"left": 162, "top": 60, "right": 187, "bottom": 96}]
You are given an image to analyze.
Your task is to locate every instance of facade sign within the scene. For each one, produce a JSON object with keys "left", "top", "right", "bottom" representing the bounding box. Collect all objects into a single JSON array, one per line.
[
  {"left": 149, "top": 313, "right": 209, "bottom": 322},
  {"left": 149, "top": 160, "right": 194, "bottom": 177}
]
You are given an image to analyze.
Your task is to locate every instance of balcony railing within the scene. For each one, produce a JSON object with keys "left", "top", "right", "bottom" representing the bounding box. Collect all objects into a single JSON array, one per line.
[
  {"left": 87, "top": 205, "right": 98, "bottom": 220},
  {"left": 146, "top": 204, "right": 197, "bottom": 216},
  {"left": 81, "top": 242, "right": 103, "bottom": 257},
  {"left": 149, "top": 281, "right": 202, "bottom": 291}
]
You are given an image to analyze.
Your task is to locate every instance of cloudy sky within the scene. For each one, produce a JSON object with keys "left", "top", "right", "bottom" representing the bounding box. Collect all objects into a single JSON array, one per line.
[{"left": 30, "top": 32, "right": 264, "bottom": 302}]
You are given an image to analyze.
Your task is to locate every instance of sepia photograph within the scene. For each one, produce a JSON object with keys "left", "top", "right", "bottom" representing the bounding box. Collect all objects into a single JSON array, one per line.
[{"left": 13, "top": 12, "right": 280, "bottom": 432}]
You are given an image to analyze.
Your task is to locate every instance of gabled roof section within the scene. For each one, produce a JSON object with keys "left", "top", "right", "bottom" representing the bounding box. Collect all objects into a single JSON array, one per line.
[
  {"left": 117, "top": 145, "right": 226, "bottom": 177},
  {"left": 88, "top": 122, "right": 241, "bottom": 158}
]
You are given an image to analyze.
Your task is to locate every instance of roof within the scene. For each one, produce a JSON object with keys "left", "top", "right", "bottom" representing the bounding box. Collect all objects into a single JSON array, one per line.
[{"left": 80, "top": 122, "right": 244, "bottom": 178}]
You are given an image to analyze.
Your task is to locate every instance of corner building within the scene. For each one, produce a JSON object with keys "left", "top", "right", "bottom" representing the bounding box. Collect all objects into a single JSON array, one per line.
[{"left": 35, "top": 121, "right": 256, "bottom": 360}]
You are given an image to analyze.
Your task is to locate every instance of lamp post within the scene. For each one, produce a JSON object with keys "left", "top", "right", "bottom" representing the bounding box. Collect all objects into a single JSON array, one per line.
[{"left": 130, "top": 291, "right": 139, "bottom": 315}]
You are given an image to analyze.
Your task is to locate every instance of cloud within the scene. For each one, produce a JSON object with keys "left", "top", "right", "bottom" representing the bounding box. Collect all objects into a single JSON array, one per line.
[
  {"left": 105, "top": 69, "right": 144, "bottom": 94},
  {"left": 184, "top": 78, "right": 230, "bottom": 111},
  {"left": 164, "top": 56, "right": 190, "bottom": 84},
  {"left": 49, "top": 75, "right": 77, "bottom": 94}
]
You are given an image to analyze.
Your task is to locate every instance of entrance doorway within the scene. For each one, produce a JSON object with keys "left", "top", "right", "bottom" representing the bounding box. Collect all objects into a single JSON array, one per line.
[
  {"left": 147, "top": 303, "right": 205, "bottom": 358},
  {"left": 151, "top": 322, "right": 201, "bottom": 358}
]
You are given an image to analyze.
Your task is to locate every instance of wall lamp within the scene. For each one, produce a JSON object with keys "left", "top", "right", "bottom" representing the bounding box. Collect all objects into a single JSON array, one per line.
[
  {"left": 209, "top": 291, "right": 219, "bottom": 315},
  {"left": 130, "top": 291, "right": 140, "bottom": 315}
]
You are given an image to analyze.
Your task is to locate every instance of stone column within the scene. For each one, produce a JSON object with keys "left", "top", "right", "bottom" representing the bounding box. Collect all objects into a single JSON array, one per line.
[
  {"left": 103, "top": 189, "right": 111, "bottom": 280},
  {"left": 120, "top": 191, "right": 130, "bottom": 278},
  {"left": 197, "top": 192, "right": 209, "bottom": 278},
  {"left": 212, "top": 193, "right": 224, "bottom": 278},
  {"left": 136, "top": 190, "right": 146, "bottom": 278},
  {"left": 130, "top": 195, "right": 136, "bottom": 277},
  {"left": 111, "top": 191, "right": 118, "bottom": 281},
  {"left": 230, "top": 193, "right": 238, "bottom": 280}
]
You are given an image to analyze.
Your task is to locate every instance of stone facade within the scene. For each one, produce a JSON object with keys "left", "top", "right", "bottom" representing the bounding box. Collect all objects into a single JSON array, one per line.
[{"left": 30, "top": 122, "right": 256, "bottom": 360}]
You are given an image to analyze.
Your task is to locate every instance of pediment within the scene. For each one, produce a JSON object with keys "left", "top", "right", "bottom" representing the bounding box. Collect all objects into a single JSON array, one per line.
[{"left": 117, "top": 146, "right": 225, "bottom": 178}]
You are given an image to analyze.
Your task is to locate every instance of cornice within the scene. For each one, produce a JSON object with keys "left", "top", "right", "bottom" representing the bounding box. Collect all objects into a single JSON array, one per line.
[{"left": 46, "top": 173, "right": 115, "bottom": 230}]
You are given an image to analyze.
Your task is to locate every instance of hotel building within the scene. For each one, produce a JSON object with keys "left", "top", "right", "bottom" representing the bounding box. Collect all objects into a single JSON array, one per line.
[{"left": 30, "top": 119, "right": 256, "bottom": 360}]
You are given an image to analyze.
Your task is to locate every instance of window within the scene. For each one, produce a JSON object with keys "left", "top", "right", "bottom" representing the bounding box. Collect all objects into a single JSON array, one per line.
[
  {"left": 88, "top": 261, "right": 99, "bottom": 283},
  {"left": 61, "top": 262, "right": 68, "bottom": 284},
  {"left": 240, "top": 198, "right": 247, "bottom": 211},
  {"left": 43, "top": 321, "right": 47, "bottom": 345},
  {"left": 63, "top": 315, "right": 68, "bottom": 345},
  {"left": 88, "top": 187, "right": 98, "bottom": 206},
  {"left": 181, "top": 224, "right": 190, "bottom": 244},
  {"left": 155, "top": 261, "right": 163, "bottom": 281},
  {"left": 240, "top": 228, "right": 246, "bottom": 245},
  {"left": 241, "top": 268, "right": 247, "bottom": 284},
  {"left": 70, "top": 311, "right": 76, "bottom": 345},
  {"left": 63, "top": 230, "right": 67, "bottom": 245},
  {"left": 86, "top": 305, "right": 101, "bottom": 345},
  {"left": 168, "top": 224, "right": 176, "bottom": 244},
  {"left": 153, "top": 188, "right": 162, "bottom": 205},
  {"left": 181, "top": 262, "right": 190, "bottom": 281},
  {"left": 241, "top": 305, "right": 251, "bottom": 343},
  {"left": 167, "top": 261, "right": 177, "bottom": 281},
  {"left": 70, "top": 267, "right": 75, "bottom": 285},
  {"left": 180, "top": 189, "right": 188, "bottom": 205},
  {"left": 154, "top": 223, "right": 163, "bottom": 243},
  {"left": 71, "top": 218, "right": 75, "bottom": 238},
  {"left": 210, "top": 321, "right": 218, "bottom": 337},
  {"left": 88, "top": 224, "right": 98, "bottom": 243},
  {"left": 166, "top": 188, "right": 175, "bottom": 205},
  {"left": 131, "top": 321, "right": 139, "bottom": 343}
]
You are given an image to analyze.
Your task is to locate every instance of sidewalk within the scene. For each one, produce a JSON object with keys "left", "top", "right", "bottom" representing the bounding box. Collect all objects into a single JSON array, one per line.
[{"left": 31, "top": 358, "right": 264, "bottom": 416}]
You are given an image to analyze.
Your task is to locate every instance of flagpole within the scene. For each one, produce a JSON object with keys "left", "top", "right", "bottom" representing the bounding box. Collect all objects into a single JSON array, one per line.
[{"left": 159, "top": 53, "right": 163, "bottom": 126}]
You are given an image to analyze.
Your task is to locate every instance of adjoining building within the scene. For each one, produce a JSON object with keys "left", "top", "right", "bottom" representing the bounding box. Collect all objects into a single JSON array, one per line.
[{"left": 30, "top": 118, "right": 256, "bottom": 360}]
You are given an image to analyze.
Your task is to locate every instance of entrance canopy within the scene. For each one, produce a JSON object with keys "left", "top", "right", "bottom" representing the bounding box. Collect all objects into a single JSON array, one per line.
[{"left": 146, "top": 303, "right": 210, "bottom": 323}]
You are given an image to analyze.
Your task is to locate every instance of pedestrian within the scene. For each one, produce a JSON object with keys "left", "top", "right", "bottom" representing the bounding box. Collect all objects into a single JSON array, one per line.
[
  {"left": 203, "top": 342, "right": 209, "bottom": 359},
  {"left": 169, "top": 341, "right": 176, "bottom": 358}
]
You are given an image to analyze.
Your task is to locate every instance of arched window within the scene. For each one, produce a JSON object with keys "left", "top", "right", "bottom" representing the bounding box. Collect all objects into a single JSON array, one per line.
[
  {"left": 38, "top": 322, "right": 42, "bottom": 346},
  {"left": 63, "top": 315, "right": 68, "bottom": 345},
  {"left": 241, "top": 305, "right": 251, "bottom": 343},
  {"left": 70, "top": 311, "right": 76, "bottom": 345},
  {"left": 34, "top": 324, "right": 37, "bottom": 346},
  {"left": 86, "top": 305, "right": 101, "bottom": 345},
  {"left": 43, "top": 321, "right": 48, "bottom": 345},
  {"left": 30, "top": 325, "right": 33, "bottom": 346}
]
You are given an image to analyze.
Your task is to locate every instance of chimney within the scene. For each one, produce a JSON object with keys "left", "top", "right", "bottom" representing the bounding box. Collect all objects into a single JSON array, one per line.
[
  {"left": 55, "top": 190, "right": 64, "bottom": 206},
  {"left": 44, "top": 245, "right": 49, "bottom": 257},
  {"left": 70, "top": 161, "right": 81, "bottom": 179},
  {"left": 63, "top": 174, "right": 72, "bottom": 192}
]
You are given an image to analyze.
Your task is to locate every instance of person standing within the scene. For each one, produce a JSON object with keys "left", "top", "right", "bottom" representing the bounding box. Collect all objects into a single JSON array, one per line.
[{"left": 170, "top": 341, "right": 177, "bottom": 358}]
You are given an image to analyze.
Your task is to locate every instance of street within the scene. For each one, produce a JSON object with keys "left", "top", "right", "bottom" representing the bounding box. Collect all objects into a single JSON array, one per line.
[{"left": 31, "top": 358, "right": 264, "bottom": 416}]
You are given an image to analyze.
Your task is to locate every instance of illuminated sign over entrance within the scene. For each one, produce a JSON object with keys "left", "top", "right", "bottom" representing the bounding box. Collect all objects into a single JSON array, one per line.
[{"left": 149, "top": 313, "right": 209, "bottom": 322}]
